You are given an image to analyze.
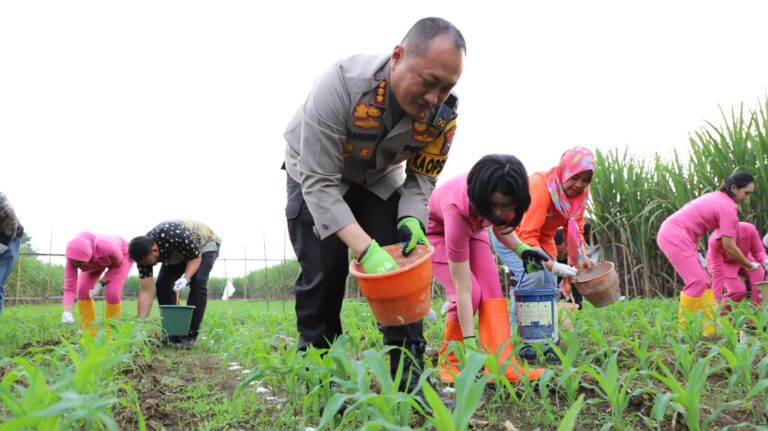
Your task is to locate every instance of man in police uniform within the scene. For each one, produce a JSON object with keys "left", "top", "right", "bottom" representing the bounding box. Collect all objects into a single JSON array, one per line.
[{"left": 283, "top": 17, "right": 465, "bottom": 394}]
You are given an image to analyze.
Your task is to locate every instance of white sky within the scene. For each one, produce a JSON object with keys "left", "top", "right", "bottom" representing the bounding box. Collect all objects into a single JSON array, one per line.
[{"left": 3, "top": 0, "right": 768, "bottom": 279}]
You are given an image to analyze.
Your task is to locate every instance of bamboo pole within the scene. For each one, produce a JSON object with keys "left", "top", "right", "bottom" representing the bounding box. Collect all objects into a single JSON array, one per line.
[
  {"left": 45, "top": 226, "right": 53, "bottom": 304},
  {"left": 263, "top": 231, "right": 269, "bottom": 310},
  {"left": 243, "top": 245, "right": 248, "bottom": 301},
  {"left": 282, "top": 231, "right": 286, "bottom": 311}
]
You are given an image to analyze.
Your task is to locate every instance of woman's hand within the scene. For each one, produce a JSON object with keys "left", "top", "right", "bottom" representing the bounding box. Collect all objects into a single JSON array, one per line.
[{"left": 547, "top": 261, "right": 578, "bottom": 277}]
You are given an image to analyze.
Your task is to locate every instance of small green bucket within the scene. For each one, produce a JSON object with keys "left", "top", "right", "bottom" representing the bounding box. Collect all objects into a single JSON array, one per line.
[{"left": 159, "top": 305, "right": 196, "bottom": 336}]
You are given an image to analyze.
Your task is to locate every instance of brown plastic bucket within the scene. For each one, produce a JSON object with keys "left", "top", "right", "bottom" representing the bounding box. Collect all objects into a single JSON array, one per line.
[
  {"left": 349, "top": 244, "right": 433, "bottom": 326},
  {"left": 571, "top": 261, "right": 620, "bottom": 307},
  {"left": 755, "top": 281, "right": 768, "bottom": 305}
]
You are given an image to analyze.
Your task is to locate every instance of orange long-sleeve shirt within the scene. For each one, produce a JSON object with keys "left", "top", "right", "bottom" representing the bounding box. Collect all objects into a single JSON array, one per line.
[{"left": 514, "top": 172, "right": 586, "bottom": 259}]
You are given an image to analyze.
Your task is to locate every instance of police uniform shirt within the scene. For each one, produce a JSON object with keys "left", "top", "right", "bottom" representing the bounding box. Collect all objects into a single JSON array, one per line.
[
  {"left": 284, "top": 53, "right": 458, "bottom": 239},
  {"left": 137, "top": 219, "right": 221, "bottom": 279}
]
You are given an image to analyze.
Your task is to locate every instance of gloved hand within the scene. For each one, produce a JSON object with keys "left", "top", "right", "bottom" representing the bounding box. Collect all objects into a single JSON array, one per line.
[
  {"left": 514, "top": 243, "right": 551, "bottom": 273},
  {"left": 358, "top": 240, "right": 399, "bottom": 274},
  {"left": 746, "top": 262, "right": 760, "bottom": 271},
  {"left": 697, "top": 253, "right": 707, "bottom": 269},
  {"left": 397, "top": 216, "right": 429, "bottom": 256},
  {"left": 0, "top": 243, "right": 8, "bottom": 255},
  {"left": 89, "top": 279, "right": 107, "bottom": 298},
  {"left": 463, "top": 336, "right": 478, "bottom": 351},
  {"left": 173, "top": 275, "right": 191, "bottom": 292},
  {"left": 550, "top": 262, "right": 578, "bottom": 277},
  {"left": 61, "top": 311, "right": 75, "bottom": 324}
]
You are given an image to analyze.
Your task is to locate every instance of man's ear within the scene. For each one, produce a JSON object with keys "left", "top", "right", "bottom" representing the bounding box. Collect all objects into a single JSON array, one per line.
[{"left": 391, "top": 44, "right": 405, "bottom": 68}]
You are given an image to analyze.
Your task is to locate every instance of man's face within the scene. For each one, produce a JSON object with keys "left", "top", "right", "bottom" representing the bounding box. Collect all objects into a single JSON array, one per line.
[
  {"left": 140, "top": 244, "right": 160, "bottom": 267},
  {"left": 389, "top": 35, "right": 464, "bottom": 119}
]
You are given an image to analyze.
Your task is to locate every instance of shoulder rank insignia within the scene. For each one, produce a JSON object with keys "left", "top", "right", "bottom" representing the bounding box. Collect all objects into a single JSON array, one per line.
[{"left": 373, "top": 80, "right": 387, "bottom": 106}]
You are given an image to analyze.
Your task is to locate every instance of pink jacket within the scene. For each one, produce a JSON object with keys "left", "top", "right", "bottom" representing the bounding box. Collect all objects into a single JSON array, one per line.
[
  {"left": 427, "top": 173, "right": 492, "bottom": 264},
  {"left": 708, "top": 222, "right": 768, "bottom": 266},
  {"left": 63, "top": 232, "right": 130, "bottom": 304}
]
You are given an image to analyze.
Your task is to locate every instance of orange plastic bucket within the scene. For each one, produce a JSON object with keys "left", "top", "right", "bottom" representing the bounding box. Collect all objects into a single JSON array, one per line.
[
  {"left": 349, "top": 244, "right": 433, "bottom": 326},
  {"left": 571, "top": 261, "right": 620, "bottom": 307}
]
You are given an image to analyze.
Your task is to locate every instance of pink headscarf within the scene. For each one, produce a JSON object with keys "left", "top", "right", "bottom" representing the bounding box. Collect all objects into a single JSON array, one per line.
[
  {"left": 65, "top": 232, "right": 96, "bottom": 262},
  {"left": 546, "top": 147, "right": 595, "bottom": 267}
]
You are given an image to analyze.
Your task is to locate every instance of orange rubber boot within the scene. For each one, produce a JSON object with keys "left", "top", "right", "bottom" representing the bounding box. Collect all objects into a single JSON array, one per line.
[
  {"left": 478, "top": 298, "right": 545, "bottom": 382},
  {"left": 437, "top": 318, "right": 464, "bottom": 383},
  {"left": 78, "top": 299, "right": 97, "bottom": 336}
]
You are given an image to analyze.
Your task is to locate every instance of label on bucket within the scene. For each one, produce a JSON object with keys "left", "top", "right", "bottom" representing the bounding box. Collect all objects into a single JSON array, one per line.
[{"left": 516, "top": 301, "right": 553, "bottom": 326}]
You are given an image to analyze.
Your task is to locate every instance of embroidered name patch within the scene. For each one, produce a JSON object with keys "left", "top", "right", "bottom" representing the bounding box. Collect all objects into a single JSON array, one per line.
[{"left": 407, "top": 119, "right": 456, "bottom": 177}]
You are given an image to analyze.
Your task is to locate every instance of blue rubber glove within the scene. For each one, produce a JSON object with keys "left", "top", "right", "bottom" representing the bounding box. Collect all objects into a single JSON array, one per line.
[
  {"left": 397, "top": 216, "right": 430, "bottom": 256},
  {"left": 359, "top": 240, "right": 399, "bottom": 274},
  {"left": 514, "top": 243, "right": 551, "bottom": 273}
]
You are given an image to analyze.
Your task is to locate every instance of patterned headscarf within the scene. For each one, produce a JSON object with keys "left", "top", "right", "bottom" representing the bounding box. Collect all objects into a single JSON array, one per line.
[{"left": 546, "top": 147, "right": 595, "bottom": 267}]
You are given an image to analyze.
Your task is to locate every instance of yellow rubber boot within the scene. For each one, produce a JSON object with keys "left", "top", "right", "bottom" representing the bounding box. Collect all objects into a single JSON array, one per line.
[
  {"left": 679, "top": 290, "right": 717, "bottom": 336},
  {"left": 104, "top": 303, "right": 121, "bottom": 334},
  {"left": 105, "top": 303, "right": 121, "bottom": 320},
  {"left": 678, "top": 291, "right": 699, "bottom": 326},
  {"left": 478, "top": 298, "right": 545, "bottom": 383},
  {"left": 78, "top": 299, "right": 97, "bottom": 336},
  {"left": 437, "top": 318, "right": 464, "bottom": 383},
  {"left": 700, "top": 289, "right": 717, "bottom": 336}
]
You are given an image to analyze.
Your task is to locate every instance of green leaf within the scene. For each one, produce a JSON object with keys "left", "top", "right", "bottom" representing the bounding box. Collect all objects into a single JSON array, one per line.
[{"left": 557, "top": 394, "right": 585, "bottom": 431}]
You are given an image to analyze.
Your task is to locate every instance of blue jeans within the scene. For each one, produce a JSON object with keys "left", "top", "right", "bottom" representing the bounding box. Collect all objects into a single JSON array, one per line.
[
  {"left": 490, "top": 233, "right": 558, "bottom": 332},
  {"left": 0, "top": 239, "right": 21, "bottom": 314}
]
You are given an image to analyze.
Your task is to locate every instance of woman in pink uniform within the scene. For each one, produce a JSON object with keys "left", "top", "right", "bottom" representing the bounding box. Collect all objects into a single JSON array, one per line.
[
  {"left": 429, "top": 154, "right": 566, "bottom": 384},
  {"left": 61, "top": 232, "right": 132, "bottom": 334},
  {"left": 657, "top": 172, "right": 757, "bottom": 334},
  {"left": 707, "top": 222, "right": 768, "bottom": 307}
]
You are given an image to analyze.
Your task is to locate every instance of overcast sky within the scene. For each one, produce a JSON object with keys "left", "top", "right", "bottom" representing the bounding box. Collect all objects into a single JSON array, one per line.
[{"left": 2, "top": 0, "right": 768, "bottom": 279}]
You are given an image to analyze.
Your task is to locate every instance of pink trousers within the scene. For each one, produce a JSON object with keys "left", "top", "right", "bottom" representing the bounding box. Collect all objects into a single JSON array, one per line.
[
  {"left": 710, "top": 259, "right": 766, "bottom": 304},
  {"left": 431, "top": 237, "right": 504, "bottom": 323},
  {"left": 657, "top": 224, "right": 709, "bottom": 297},
  {"left": 63, "top": 254, "right": 131, "bottom": 305}
]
